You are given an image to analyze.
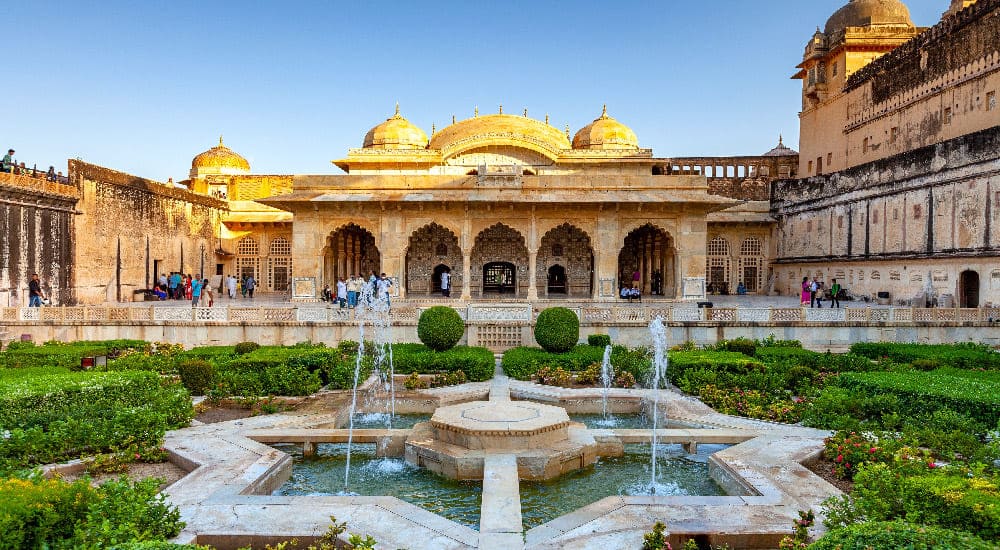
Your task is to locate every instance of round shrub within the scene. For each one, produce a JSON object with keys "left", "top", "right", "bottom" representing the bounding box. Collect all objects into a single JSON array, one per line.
[
  {"left": 178, "top": 359, "right": 215, "bottom": 395},
  {"left": 588, "top": 334, "right": 612, "bottom": 348},
  {"left": 234, "top": 341, "right": 260, "bottom": 355},
  {"left": 417, "top": 306, "right": 465, "bottom": 352},
  {"left": 534, "top": 307, "right": 580, "bottom": 353}
]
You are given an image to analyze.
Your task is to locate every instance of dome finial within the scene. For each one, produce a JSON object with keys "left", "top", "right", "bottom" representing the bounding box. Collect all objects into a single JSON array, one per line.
[
  {"left": 779, "top": 134, "right": 784, "bottom": 145},
  {"left": 395, "top": 102, "right": 400, "bottom": 116},
  {"left": 523, "top": 108, "right": 528, "bottom": 117},
  {"left": 218, "top": 135, "right": 224, "bottom": 147},
  {"left": 565, "top": 124, "right": 570, "bottom": 139},
  {"left": 545, "top": 114, "right": 550, "bottom": 125},
  {"left": 474, "top": 106, "right": 479, "bottom": 117},
  {"left": 499, "top": 104, "right": 503, "bottom": 114},
  {"left": 431, "top": 123, "right": 436, "bottom": 134},
  {"left": 601, "top": 104, "right": 608, "bottom": 118},
  {"left": 452, "top": 114, "right": 456, "bottom": 124}
]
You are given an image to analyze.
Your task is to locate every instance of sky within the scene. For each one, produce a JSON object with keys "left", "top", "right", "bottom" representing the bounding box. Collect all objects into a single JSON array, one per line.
[{"left": 7, "top": 1, "right": 948, "bottom": 181}]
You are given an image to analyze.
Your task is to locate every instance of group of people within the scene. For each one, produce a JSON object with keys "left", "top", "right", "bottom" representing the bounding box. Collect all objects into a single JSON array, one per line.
[
  {"left": 152, "top": 273, "right": 257, "bottom": 306},
  {"left": 322, "top": 272, "right": 393, "bottom": 308},
  {"left": 800, "top": 277, "right": 842, "bottom": 308},
  {"left": 2, "top": 148, "right": 65, "bottom": 182}
]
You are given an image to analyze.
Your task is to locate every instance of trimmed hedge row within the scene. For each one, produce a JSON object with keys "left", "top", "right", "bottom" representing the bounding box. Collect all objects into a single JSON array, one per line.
[
  {"left": 849, "top": 342, "right": 1000, "bottom": 370},
  {"left": 501, "top": 345, "right": 651, "bottom": 384},
  {"left": 0, "top": 340, "right": 149, "bottom": 370},
  {"left": 391, "top": 344, "right": 494, "bottom": 382},
  {"left": 835, "top": 368, "right": 1000, "bottom": 427},
  {"left": 0, "top": 371, "right": 193, "bottom": 472},
  {"left": 810, "top": 520, "right": 997, "bottom": 550}
]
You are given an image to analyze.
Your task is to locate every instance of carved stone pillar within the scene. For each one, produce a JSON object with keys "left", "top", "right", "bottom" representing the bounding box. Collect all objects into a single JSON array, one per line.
[
  {"left": 461, "top": 255, "right": 472, "bottom": 300},
  {"left": 527, "top": 249, "right": 538, "bottom": 300}
]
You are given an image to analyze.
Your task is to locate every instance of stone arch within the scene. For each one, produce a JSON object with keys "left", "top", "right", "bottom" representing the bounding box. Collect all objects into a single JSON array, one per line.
[
  {"left": 738, "top": 236, "right": 764, "bottom": 294},
  {"left": 405, "top": 223, "right": 462, "bottom": 297},
  {"left": 324, "top": 224, "right": 380, "bottom": 287},
  {"left": 706, "top": 235, "right": 732, "bottom": 294},
  {"left": 267, "top": 236, "right": 292, "bottom": 292},
  {"left": 618, "top": 224, "right": 676, "bottom": 298},
  {"left": 236, "top": 236, "right": 260, "bottom": 284},
  {"left": 471, "top": 223, "right": 529, "bottom": 298},
  {"left": 538, "top": 223, "right": 594, "bottom": 298}
]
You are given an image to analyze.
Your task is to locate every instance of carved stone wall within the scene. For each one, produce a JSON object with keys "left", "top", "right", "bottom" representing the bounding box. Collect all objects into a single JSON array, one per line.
[
  {"left": 471, "top": 223, "right": 529, "bottom": 298},
  {"left": 537, "top": 223, "right": 593, "bottom": 298},
  {"left": 70, "top": 160, "right": 228, "bottom": 304},
  {"left": 0, "top": 175, "right": 78, "bottom": 305},
  {"left": 405, "top": 223, "right": 463, "bottom": 296}
]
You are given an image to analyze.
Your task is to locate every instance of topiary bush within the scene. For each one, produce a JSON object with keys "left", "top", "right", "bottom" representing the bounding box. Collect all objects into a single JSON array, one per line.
[
  {"left": 417, "top": 306, "right": 465, "bottom": 351},
  {"left": 177, "top": 360, "right": 215, "bottom": 395},
  {"left": 234, "top": 341, "right": 260, "bottom": 355},
  {"left": 587, "top": 334, "right": 611, "bottom": 348},
  {"left": 534, "top": 307, "right": 580, "bottom": 353}
]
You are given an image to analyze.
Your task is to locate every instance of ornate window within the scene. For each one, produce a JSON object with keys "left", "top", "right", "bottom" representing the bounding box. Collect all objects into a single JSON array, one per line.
[
  {"left": 268, "top": 237, "right": 292, "bottom": 292},
  {"left": 706, "top": 236, "right": 732, "bottom": 293},
  {"left": 436, "top": 243, "right": 448, "bottom": 256},
  {"left": 551, "top": 244, "right": 563, "bottom": 257},
  {"left": 236, "top": 237, "right": 260, "bottom": 283}
]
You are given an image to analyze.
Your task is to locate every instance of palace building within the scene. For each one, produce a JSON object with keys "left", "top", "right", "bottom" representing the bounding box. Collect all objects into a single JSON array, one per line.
[{"left": 2, "top": 0, "right": 997, "bottom": 309}]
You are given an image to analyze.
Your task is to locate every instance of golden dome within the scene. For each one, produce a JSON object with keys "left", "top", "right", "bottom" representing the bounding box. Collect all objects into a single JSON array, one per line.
[
  {"left": 572, "top": 106, "right": 639, "bottom": 150},
  {"left": 363, "top": 105, "right": 428, "bottom": 149},
  {"left": 428, "top": 112, "right": 571, "bottom": 161},
  {"left": 191, "top": 136, "right": 251, "bottom": 172},
  {"left": 824, "top": 0, "right": 914, "bottom": 34}
]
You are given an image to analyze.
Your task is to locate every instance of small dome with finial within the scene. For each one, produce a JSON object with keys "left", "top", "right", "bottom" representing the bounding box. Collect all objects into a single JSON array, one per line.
[
  {"left": 762, "top": 135, "right": 798, "bottom": 157},
  {"left": 190, "top": 136, "right": 251, "bottom": 178},
  {"left": 362, "top": 104, "right": 428, "bottom": 149},
  {"left": 824, "top": 0, "right": 914, "bottom": 35},
  {"left": 572, "top": 105, "right": 639, "bottom": 150}
]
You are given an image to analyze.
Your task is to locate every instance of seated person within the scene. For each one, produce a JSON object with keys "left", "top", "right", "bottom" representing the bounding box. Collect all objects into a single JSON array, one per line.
[
  {"left": 620, "top": 286, "right": 630, "bottom": 300},
  {"left": 736, "top": 281, "right": 747, "bottom": 295},
  {"left": 628, "top": 286, "right": 641, "bottom": 302},
  {"left": 153, "top": 286, "right": 167, "bottom": 300}
]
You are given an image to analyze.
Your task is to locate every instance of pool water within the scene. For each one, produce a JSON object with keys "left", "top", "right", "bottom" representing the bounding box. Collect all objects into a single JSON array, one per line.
[
  {"left": 274, "top": 443, "right": 482, "bottom": 530},
  {"left": 519, "top": 443, "right": 728, "bottom": 529},
  {"left": 347, "top": 413, "right": 432, "bottom": 429},
  {"left": 568, "top": 413, "right": 652, "bottom": 429}
]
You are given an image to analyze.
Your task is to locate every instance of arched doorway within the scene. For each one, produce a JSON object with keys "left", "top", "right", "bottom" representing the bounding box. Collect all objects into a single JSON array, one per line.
[
  {"left": 472, "top": 224, "right": 529, "bottom": 298},
  {"left": 547, "top": 265, "right": 567, "bottom": 294},
  {"left": 405, "top": 223, "right": 462, "bottom": 296},
  {"left": 538, "top": 223, "right": 594, "bottom": 298},
  {"left": 325, "top": 224, "right": 380, "bottom": 287},
  {"left": 618, "top": 224, "right": 675, "bottom": 298},
  {"left": 960, "top": 270, "right": 980, "bottom": 308},
  {"left": 483, "top": 262, "right": 516, "bottom": 294}
]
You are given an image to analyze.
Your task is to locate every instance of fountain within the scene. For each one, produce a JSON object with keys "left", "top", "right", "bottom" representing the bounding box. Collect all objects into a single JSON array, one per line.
[
  {"left": 342, "top": 281, "right": 396, "bottom": 493},
  {"left": 600, "top": 344, "right": 614, "bottom": 424},
  {"left": 648, "top": 316, "right": 668, "bottom": 494}
]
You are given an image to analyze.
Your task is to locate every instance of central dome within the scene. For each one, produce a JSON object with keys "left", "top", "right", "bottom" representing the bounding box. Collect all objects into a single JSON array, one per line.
[
  {"left": 363, "top": 105, "right": 428, "bottom": 150},
  {"left": 572, "top": 106, "right": 639, "bottom": 150},
  {"left": 191, "top": 137, "right": 250, "bottom": 175},
  {"left": 428, "top": 113, "right": 571, "bottom": 160},
  {"left": 824, "top": 0, "right": 914, "bottom": 34}
]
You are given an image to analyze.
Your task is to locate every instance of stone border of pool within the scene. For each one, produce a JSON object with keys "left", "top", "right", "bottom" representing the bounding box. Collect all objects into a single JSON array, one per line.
[{"left": 161, "top": 378, "right": 838, "bottom": 549}]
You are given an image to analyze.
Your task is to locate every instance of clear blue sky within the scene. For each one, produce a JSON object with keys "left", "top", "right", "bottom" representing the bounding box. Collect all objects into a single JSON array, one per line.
[{"left": 8, "top": 1, "right": 946, "bottom": 181}]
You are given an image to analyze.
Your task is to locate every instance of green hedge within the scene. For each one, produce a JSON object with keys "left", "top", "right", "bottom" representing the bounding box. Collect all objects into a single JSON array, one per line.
[
  {"left": 502, "top": 345, "right": 651, "bottom": 383},
  {"left": 0, "top": 340, "right": 151, "bottom": 370},
  {"left": 0, "top": 476, "right": 183, "bottom": 549},
  {"left": 391, "top": 344, "right": 494, "bottom": 382},
  {"left": 835, "top": 368, "right": 1000, "bottom": 427},
  {"left": 0, "top": 371, "right": 192, "bottom": 472},
  {"left": 849, "top": 342, "right": 1000, "bottom": 370},
  {"left": 809, "top": 521, "right": 997, "bottom": 550},
  {"left": 754, "top": 347, "right": 875, "bottom": 372},
  {"left": 667, "top": 350, "right": 765, "bottom": 380}
]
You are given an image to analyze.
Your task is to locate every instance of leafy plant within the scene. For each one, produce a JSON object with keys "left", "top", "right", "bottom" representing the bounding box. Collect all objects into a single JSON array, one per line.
[
  {"left": 417, "top": 306, "right": 465, "bottom": 351},
  {"left": 177, "top": 359, "right": 215, "bottom": 395},
  {"left": 587, "top": 334, "right": 611, "bottom": 347},
  {"left": 534, "top": 307, "right": 580, "bottom": 353},
  {"left": 642, "top": 521, "right": 672, "bottom": 550},
  {"left": 234, "top": 341, "right": 260, "bottom": 355},
  {"left": 536, "top": 366, "right": 573, "bottom": 387},
  {"left": 403, "top": 372, "right": 429, "bottom": 390}
]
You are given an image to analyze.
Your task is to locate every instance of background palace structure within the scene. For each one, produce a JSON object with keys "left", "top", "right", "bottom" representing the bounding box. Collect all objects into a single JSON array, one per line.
[{"left": 1, "top": 0, "right": 998, "bottom": 309}]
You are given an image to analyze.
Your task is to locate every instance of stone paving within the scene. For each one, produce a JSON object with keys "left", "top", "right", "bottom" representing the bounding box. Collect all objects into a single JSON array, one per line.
[{"left": 158, "top": 365, "right": 839, "bottom": 549}]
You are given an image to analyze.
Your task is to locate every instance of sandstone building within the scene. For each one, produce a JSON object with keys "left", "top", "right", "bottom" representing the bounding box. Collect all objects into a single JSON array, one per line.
[{"left": 3, "top": 0, "right": 996, "bottom": 309}]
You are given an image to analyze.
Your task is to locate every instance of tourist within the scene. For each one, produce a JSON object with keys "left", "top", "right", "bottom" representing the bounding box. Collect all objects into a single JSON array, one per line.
[
  {"left": 440, "top": 269, "right": 451, "bottom": 298},
  {"left": 377, "top": 273, "right": 392, "bottom": 307},
  {"left": 800, "top": 277, "right": 811, "bottom": 306},
  {"left": 227, "top": 274, "right": 237, "bottom": 299},
  {"left": 245, "top": 274, "right": 256, "bottom": 299},
  {"left": 652, "top": 270, "right": 662, "bottom": 295},
  {"left": 191, "top": 277, "right": 203, "bottom": 307},
  {"left": 628, "top": 285, "right": 641, "bottom": 303},
  {"left": 1, "top": 149, "right": 13, "bottom": 173},
  {"left": 158, "top": 273, "right": 168, "bottom": 290},
  {"left": 810, "top": 280, "right": 822, "bottom": 308},
  {"left": 202, "top": 278, "right": 214, "bottom": 307},
  {"left": 168, "top": 272, "right": 179, "bottom": 299},
  {"left": 28, "top": 273, "right": 46, "bottom": 307},
  {"left": 632, "top": 269, "right": 641, "bottom": 290},
  {"left": 321, "top": 283, "right": 332, "bottom": 302},
  {"left": 337, "top": 277, "right": 347, "bottom": 308},
  {"left": 830, "top": 278, "right": 841, "bottom": 308},
  {"left": 736, "top": 281, "right": 747, "bottom": 295},
  {"left": 184, "top": 275, "right": 193, "bottom": 301},
  {"left": 153, "top": 286, "right": 167, "bottom": 300},
  {"left": 347, "top": 274, "right": 361, "bottom": 308},
  {"left": 46, "top": 166, "right": 56, "bottom": 182}
]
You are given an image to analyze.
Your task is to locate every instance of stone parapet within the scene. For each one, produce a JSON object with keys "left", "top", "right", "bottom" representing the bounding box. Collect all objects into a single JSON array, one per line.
[{"left": 0, "top": 172, "right": 79, "bottom": 199}]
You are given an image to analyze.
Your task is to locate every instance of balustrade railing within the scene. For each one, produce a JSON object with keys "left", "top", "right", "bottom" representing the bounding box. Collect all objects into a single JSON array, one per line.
[{"left": 1, "top": 304, "right": 997, "bottom": 325}]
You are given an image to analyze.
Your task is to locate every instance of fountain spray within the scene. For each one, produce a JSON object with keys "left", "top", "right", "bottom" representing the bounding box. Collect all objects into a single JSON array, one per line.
[{"left": 648, "top": 316, "right": 668, "bottom": 494}]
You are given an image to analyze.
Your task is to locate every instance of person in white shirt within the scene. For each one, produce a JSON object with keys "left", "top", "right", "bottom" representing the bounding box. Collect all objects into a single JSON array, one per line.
[
  {"left": 377, "top": 273, "right": 392, "bottom": 308},
  {"left": 337, "top": 277, "right": 348, "bottom": 308},
  {"left": 226, "top": 275, "right": 237, "bottom": 299},
  {"left": 440, "top": 270, "right": 451, "bottom": 298}
]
